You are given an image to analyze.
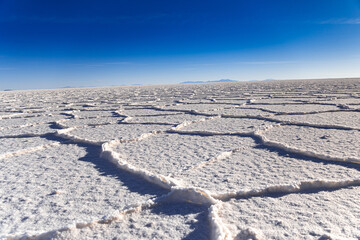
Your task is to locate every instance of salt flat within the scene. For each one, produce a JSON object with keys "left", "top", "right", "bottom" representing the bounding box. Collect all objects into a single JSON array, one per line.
[{"left": 1, "top": 78, "right": 360, "bottom": 240}]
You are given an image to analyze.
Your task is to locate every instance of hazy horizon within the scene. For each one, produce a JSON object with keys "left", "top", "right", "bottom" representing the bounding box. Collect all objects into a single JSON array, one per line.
[{"left": 3, "top": 77, "right": 360, "bottom": 92}]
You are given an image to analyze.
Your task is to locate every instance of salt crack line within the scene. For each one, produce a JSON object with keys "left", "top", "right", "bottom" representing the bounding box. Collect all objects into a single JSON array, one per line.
[
  {"left": 168, "top": 115, "right": 220, "bottom": 131},
  {"left": 168, "top": 130, "right": 228, "bottom": 136},
  {"left": 112, "top": 110, "right": 129, "bottom": 118},
  {"left": 8, "top": 198, "right": 161, "bottom": 240},
  {"left": 0, "top": 112, "right": 25, "bottom": 120},
  {"left": 54, "top": 119, "right": 72, "bottom": 129},
  {"left": 60, "top": 110, "right": 80, "bottom": 119},
  {"left": 240, "top": 106, "right": 351, "bottom": 116},
  {"left": 264, "top": 117, "right": 360, "bottom": 131},
  {"left": 0, "top": 142, "right": 61, "bottom": 160},
  {"left": 101, "top": 138, "right": 221, "bottom": 205},
  {"left": 121, "top": 121, "right": 175, "bottom": 126},
  {"left": 55, "top": 127, "right": 104, "bottom": 146},
  {"left": 175, "top": 99, "right": 243, "bottom": 106},
  {"left": 1, "top": 111, "right": 62, "bottom": 121},
  {"left": 254, "top": 126, "right": 360, "bottom": 165},
  {"left": 152, "top": 105, "right": 220, "bottom": 116},
  {"left": 167, "top": 129, "right": 254, "bottom": 138},
  {"left": 220, "top": 113, "right": 275, "bottom": 118},
  {"left": 248, "top": 101, "right": 338, "bottom": 106},
  {"left": 116, "top": 113, "right": 174, "bottom": 125},
  {"left": 100, "top": 140, "right": 179, "bottom": 189},
  {"left": 291, "top": 101, "right": 339, "bottom": 107},
  {"left": 272, "top": 108, "right": 350, "bottom": 116},
  {"left": 0, "top": 120, "right": 60, "bottom": 131},
  {"left": 245, "top": 99, "right": 257, "bottom": 104},
  {"left": 187, "top": 147, "right": 245, "bottom": 171},
  {"left": 226, "top": 113, "right": 360, "bottom": 131},
  {"left": 0, "top": 112, "right": 76, "bottom": 130},
  {"left": 237, "top": 106, "right": 278, "bottom": 114},
  {"left": 0, "top": 112, "right": 48, "bottom": 120},
  {"left": 208, "top": 203, "right": 233, "bottom": 240},
  {"left": 135, "top": 113, "right": 185, "bottom": 117},
  {"left": 73, "top": 108, "right": 120, "bottom": 112},
  {"left": 56, "top": 118, "right": 120, "bottom": 129},
  {"left": 121, "top": 116, "right": 133, "bottom": 123},
  {"left": 212, "top": 179, "right": 360, "bottom": 201},
  {"left": 0, "top": 133, "right": 50, "bottom": 139},
  {"left": 114, "top": 108, "right": 187, "bottom": 118},
  {"left": 336, "top": 103, "right": 351, "bottom": 109}
]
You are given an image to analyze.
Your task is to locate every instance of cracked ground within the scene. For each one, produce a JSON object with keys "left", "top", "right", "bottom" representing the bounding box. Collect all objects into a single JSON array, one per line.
[{"left": 1, "top": 78, "right": 360, "bottom": 240}]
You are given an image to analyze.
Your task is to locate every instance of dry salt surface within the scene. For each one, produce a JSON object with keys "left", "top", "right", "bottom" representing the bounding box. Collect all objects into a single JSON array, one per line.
[{"left": 1, "top": 78, "right": 360, "bottom": 240}]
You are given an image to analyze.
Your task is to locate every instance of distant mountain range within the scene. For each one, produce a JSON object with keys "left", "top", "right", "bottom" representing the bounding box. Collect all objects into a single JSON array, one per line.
[{"left": 180, "top": 79, "right": 238, "bottom": 84}]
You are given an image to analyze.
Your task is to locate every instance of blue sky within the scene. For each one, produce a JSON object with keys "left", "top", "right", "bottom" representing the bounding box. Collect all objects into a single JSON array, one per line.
[{"left": 0, "top": 0, "right": 360, "bottom": 90}]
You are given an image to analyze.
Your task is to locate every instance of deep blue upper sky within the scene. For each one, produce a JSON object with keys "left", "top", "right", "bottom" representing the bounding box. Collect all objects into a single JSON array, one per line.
[{"left": 1, "top": 0, "right": 360, "bottom": 89}]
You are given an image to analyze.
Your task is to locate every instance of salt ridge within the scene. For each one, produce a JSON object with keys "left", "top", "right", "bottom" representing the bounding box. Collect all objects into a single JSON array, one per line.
[{"left": 254, "top": 125, "right": 360, "bottom": 165}]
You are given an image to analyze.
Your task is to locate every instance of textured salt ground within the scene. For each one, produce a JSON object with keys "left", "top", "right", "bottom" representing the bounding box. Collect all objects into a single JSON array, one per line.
[
  {"left": 161, "top": 103, "right": 237, "bottom": 112},
  {"left": 2, "top": 79, "right": 360, "bottom": 239},
  {"left": 272, "top": 111, "right": 360, "bottom": 129},
  {"left": 0, "top": 137, "right": 58, "bottom": 154},
  {"left": 69, "top": 123, "right": 171, "bottom": 142},
  {"left": 179, "top": 117, "right": 270, "bottom": 133},
  {"left": 0, "top": 143, "right": 166, "bottom": 237},
  {"left": 249, "top": 97, "right": 309, "bottom": 104},
  {"left": 313, "top": 97, "right": 360, "bottom": 105},
  {"left": 0, "top": 114, "right": 67, "bottom": 129},
  {"left": 0, "top": 102, "right": 55, "bottom": 110},
  {"left": 263, "top": 125, "right": 360, "bottom": 159},
  {"left": 113, "top": 133, "right": 247, "bottom": 176},
  {"left": 119, "top": 108, "right": 180, "bottom": 116},
  {"left": 59, "top": 117, "right": 121, "bottom": 128},
  {"left": 52, "top": 107, "right": 119, "bottom": 113},
  {"left": 177, "top": 99, "right": 214, "bottom": 104},
  {"left": 221, "top": 186, "right": 360, "bottom": 240},
  {"left": 0, "top": 111, "right": 22, "bottom": 117},
  {"left": 310, "top": 93, "right": 354, "bottom": 98},
  {"left": 178, "top": 140, "right": 360, "bottom": 193},
  {"left": 0, "top": 124, "right": 58, "bottom": 137},
  {"left": 49, "top": 203, "right": 209, "bottom": 240},
  {"left": 245, "top": 103, "right": 340, "bottom": 113},
  {"left": 208, "top": 97, "right": 247, "bottom": 101},
  {"left": 125, "top": 113, "right": 206, "bottom": 124},
  {"left": 204, "top": 99, "right": 247, "bottom": 105},
  {"left": 1, "top": 111, "right": 47, "bottom": 116},
  {"left": 348, "top": 104, "right": 360, "bottom": 109},
  {"left": 68, "top": 103, "right": 102, "bottom": 107},
  {"left": 208, "top": 107, "right": 272, "bottom": 117},
  {"left": 74, "top": 110, "right": 117, "bottom": 118}
]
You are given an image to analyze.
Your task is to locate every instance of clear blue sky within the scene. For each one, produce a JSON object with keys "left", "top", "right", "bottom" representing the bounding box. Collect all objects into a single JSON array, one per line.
[{"left": 1, "top": 0, "right": 360, "bottom": 90}]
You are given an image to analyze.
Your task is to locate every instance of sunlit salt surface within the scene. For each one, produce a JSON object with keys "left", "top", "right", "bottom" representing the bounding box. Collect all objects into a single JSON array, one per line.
[
  {"left": 1, "top": 78, "right": 360, "bottom": 239},
  {"left": 0, "top": 144, "right": 166, "bottom": 235},
  {"left": 272, "top": 111, "right": 360, "bottom": 129},
  {"left": 244, "top": 103, "right": 340, "bottom": 114},
  {"left": 178, "top": 117, "right": 270, "bottom": 133},
  {"left": 48, "top": 203, "right": 209, "bottom": 240},
  {"left": 221, "top": 186, "right": 360, "bottom": 239},
  {"left": 208, "top": 107, "right": 271, "bottom": 116},
  {"left": 263, "top": 125, "right": 360, "bottom": 160},
  {"left": 113, "top": 133, "right": 248, "bottom": 176}
]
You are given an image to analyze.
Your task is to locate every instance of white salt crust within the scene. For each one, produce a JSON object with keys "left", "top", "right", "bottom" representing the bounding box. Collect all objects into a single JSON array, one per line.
[{"left": 1, "top": 78, "right": 360, "bottom": 240}]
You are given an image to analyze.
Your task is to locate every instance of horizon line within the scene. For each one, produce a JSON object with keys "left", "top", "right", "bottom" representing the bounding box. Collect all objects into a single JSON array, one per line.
[{"left": 2, "top": 76, "right": 360, "bottom": 92}]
